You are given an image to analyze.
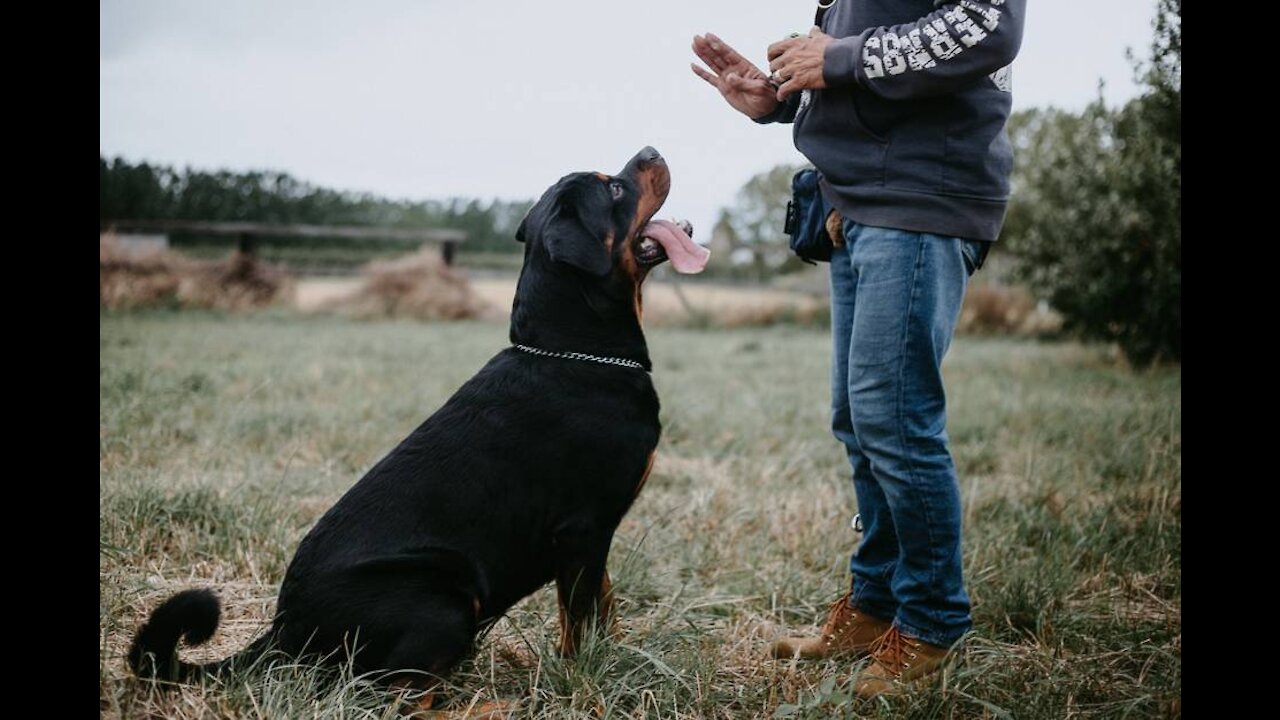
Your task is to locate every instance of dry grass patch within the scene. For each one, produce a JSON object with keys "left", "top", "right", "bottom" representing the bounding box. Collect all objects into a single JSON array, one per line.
[
  {"left": 959, "top": 282, "right": 1064, "bottom": 335},
  {"left": 100, "top": 317, "right": 1180, "bottom": 718},
  {"left": 323, "top": 248, "right": 496, "bottom": 321},
  {"left": 100, "top": 234, "right": 293, "bottom": 311}
]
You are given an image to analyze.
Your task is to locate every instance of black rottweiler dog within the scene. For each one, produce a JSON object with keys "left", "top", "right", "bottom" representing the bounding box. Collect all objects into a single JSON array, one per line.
[{"left": 128, "top": 147, "right": 709, "bottom": 700}]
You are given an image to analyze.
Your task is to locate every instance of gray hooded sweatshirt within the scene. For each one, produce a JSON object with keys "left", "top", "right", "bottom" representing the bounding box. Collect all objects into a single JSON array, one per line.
[{"left": 758, "top": 0, "right": 1025, "bottom": 242}]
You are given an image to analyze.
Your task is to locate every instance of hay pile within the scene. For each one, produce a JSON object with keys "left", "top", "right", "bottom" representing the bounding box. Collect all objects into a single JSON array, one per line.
[
  {"left": 100, "top": 234, "right": 293, "bottom": 311},
  {"left": 99, "top": 235, "right": 182, "bottom": 309},
  {"left": 326, "top": 248, "right": 491, "bottom": 321},
  {"left": 958, "top": 282, "right": 1063, "bottom": 335}
]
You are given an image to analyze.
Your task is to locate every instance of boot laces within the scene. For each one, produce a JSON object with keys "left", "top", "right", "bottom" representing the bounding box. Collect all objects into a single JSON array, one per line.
[
  {"left": 820, "top": 592, "right": 859, "bottom": 644},
  {"left": 869, "top": 627, "right": 921, "bottom": 678}
]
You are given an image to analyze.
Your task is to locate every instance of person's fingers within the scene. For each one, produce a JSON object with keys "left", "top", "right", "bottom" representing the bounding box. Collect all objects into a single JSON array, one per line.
[
  {"left": 808, "top": 25, "right": 822, "bottom": 38},
  {"left": 693, "top": 34, "right": 730, "bottom": 73},
  {"left": 690, "top": 63, "right": 722, "bottom": 89},
  {"left": 698, "top": 32, "right": 770, "bottom": 83},
  {"left": 706, "top": 32, "right": 735, "bottom": 53},
  {"left": 767, "top": 37, "right": 802, "bottom": 62},
  {"left": 776, "top": 77, "right": 800, "bottom": 102},
  {"left": 692, "top": 35, "right": 726, "bottom": 72},
  {"left": 703, "top": 33, "right": 738, "bottom": 72},
  {"left": 704, "top": 32, "right": 751, "bottom": 69}
]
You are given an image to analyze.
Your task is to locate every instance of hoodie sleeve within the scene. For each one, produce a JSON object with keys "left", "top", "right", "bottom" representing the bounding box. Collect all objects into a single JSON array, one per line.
[
  {"left": 822, "top": 0, "right": 1024, "bottom": 100},
  {"left": 752, "top": 92, "right": 802, "bottom": 125}
]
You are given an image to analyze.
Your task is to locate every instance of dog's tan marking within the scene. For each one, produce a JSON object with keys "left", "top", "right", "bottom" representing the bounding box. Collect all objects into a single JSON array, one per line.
[
  {"left": 634, "top": 450, "right": 656, "bottom": 499},
  {"left": 556, "top": 569, "right": 620, "bottom": 656},
  {"left": 625, "top": 161, "right": 671, "bottom": 242},
  {"left": 623, "top": 244, "right": 643, "bottom": 320},
  {"left": 390, "top": 677, "right": 439, "bottom": 717},
  {"left": 556, "top": 598, "right": 576, "bottom": 656},
  {"left": 597, "top": 570, "right": 619, "bottom": 639}
]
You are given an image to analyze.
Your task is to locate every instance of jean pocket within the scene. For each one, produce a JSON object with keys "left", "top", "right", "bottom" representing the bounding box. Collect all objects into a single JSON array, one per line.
[{"left": 960, "top": 239, "right": 991, "bottom": 277}]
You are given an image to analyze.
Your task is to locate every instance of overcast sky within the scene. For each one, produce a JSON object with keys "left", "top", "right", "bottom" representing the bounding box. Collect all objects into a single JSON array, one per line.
[{"left": 101, "top": 1, "right": 1159, "bottom": 240}]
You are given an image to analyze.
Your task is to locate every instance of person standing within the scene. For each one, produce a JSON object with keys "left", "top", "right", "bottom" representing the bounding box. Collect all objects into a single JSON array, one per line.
[{"left": 691, "top": 0, "right": 1024, "bottom": 698}]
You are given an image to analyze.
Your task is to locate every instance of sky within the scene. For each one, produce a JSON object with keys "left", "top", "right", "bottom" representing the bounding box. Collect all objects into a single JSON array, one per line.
[{"left": 101, "top": 1, "right": 1159, "bottom": 241}]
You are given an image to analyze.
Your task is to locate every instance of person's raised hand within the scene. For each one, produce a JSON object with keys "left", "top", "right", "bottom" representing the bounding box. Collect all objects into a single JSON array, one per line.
[{"left": 691, "top": 32, "right": 779, "bottom": 120}]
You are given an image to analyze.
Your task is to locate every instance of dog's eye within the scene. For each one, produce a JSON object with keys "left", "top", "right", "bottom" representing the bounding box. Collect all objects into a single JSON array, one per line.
[{"left": 609, "top": 182, "right": 624, "bottom": 200}]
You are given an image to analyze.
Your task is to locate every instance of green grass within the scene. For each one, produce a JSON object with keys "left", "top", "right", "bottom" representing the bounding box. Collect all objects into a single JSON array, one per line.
[{"left": 100, "top": 311, "right": 1180, "bottom": 718}]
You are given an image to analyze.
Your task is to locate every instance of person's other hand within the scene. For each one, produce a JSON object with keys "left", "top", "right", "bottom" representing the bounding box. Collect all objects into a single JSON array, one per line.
[
  {"left": 767, "top": 27, "right": 833, "bottom": 102},
  {"left": 691, "top": 32, "right": 779, "bottom": 120}
]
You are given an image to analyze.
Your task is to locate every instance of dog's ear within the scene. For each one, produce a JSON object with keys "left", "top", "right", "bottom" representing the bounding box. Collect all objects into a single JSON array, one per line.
[{"left": 543, "top": 180, "right": 612, "bottom": 276}]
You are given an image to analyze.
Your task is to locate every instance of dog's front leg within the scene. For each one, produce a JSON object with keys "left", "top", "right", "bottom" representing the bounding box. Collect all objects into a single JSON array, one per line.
[{"left": 552, "top": 522, "right": 616, "bottom": 657}]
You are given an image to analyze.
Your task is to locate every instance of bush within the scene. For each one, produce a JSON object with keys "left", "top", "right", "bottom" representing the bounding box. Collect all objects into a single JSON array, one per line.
[{"left": 1001, "top": 0, "right": 1180, "bottom": 365}]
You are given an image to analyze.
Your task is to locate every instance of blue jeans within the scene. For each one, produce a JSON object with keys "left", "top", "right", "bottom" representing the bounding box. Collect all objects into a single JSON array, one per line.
[{"left": 829, "top": 220, "right": 983, "bottom": 648}]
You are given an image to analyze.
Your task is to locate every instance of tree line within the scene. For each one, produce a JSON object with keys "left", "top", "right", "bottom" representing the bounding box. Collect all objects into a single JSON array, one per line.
[{"left": 99, "top": 157, "right": 532, "bottom": 254}]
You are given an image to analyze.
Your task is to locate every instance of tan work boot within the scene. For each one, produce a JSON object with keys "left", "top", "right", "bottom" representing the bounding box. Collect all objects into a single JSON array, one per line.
[
  {"left": 853, "top": 626, "right": 954, "bottom": 698},
  {"left": 769, "top": 592, "right": 894, "bottom": 660}
]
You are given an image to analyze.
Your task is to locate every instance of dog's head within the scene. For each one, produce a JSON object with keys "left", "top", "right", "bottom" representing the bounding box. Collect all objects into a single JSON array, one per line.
[{"left": 515, "top": 147, "right": 709, "bottom": 292}]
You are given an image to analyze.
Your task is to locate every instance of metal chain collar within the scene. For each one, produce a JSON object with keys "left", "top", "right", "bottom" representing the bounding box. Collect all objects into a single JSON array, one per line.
[{"left": 513, "top": 344, "right": 647, "bottom": 371}]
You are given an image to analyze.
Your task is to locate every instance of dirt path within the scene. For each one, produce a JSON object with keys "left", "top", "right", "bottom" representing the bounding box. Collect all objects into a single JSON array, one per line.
[{"left": 295, "top": 275, "right": 827, "bottom": 325}]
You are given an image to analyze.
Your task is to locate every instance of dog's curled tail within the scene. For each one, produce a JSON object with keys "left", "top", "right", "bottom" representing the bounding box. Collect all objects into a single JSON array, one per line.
[{"left": 127, "top": 589, "right": 271, "bottom": 683}]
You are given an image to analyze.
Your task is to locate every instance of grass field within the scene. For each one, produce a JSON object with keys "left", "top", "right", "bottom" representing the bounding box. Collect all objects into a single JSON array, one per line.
[{"left": 100, "top": 311, "right": 1180, "bottom": 718}]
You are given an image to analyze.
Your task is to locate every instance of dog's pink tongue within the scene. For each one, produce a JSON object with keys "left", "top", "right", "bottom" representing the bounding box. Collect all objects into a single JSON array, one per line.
[{"left": 642, "top": 219, "right": 710, "bottom": 274}]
